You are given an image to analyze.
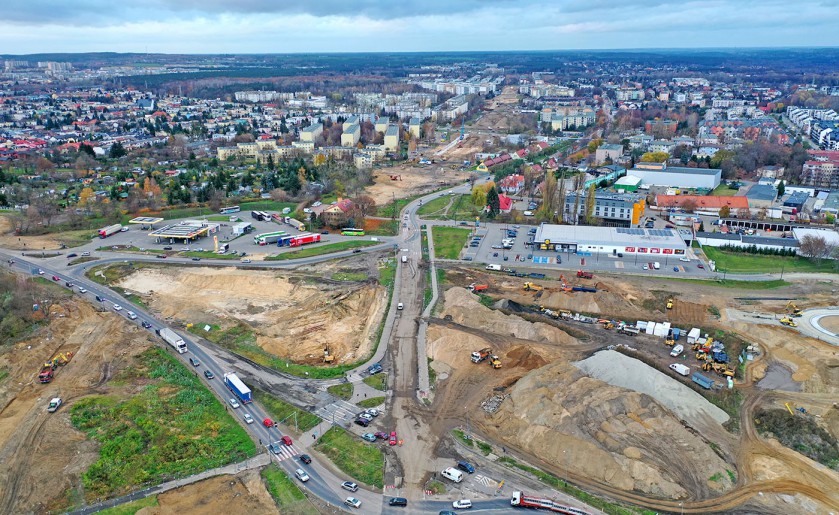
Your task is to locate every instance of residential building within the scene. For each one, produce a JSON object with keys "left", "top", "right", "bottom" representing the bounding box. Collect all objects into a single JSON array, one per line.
[
  {"left": 342, "top": 116, "right": 359, "bottom": 130},
  {"left": 649, "top": 140, "right": 676, "bottom": 154},
  {"left": 645, "top": 119, "right": 678, "bottom": 137},
  {"left": 341, "top": 123, "right": 361, "bottom": 147},
  {"left": 300, "top": 123, "right": 323, "bottom": 143},
  {"left": 375, "top": 118, "right": 389, "bottom": 134},
  {"left": 595, "top": 143, "right": 623, "bottom": 164},
  {"left": 384, "top": 125, "right": 400, "bottom": 151},
  {"left": 563, "top": 191, "right": 646, "bottom": 226},
  {"left": 802, "top": 150, "right": 839, "bottom": 188},
  {"left": 409, "top": 117, "right": 421, "bottom": 139}
]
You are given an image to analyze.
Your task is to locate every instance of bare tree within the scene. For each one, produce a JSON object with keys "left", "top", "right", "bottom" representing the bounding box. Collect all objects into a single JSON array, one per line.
[
  {"left": 799, "top": 235, "right": 834, "bottom": 264},
  {"left": 681, "top": 199, "right": 697, "bottom": 213},
  {"left": 352, "top": 195, "right": 377, "bottom": 220},
  {"left": 736, "top": 208, "right": 751, "bottom": 219}
]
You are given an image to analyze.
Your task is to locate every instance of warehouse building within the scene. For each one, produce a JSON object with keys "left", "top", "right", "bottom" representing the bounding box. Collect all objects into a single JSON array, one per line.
[
  {"left": 628, "top": 161, "right": 721, "bottom": 190},
  {"left": 533, "top": 224, "right": 688, "bottom": 256}
]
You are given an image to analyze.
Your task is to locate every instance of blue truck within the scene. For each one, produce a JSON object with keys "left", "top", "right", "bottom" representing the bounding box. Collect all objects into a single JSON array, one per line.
[
  {"left": 528, "top": 273, "right": 546, "bottom": 279},
  {"left": 692, "top": 372, "right": 715, "bottom": 390},
  {"left": 223, "top": 373, "right": 252, "bottom": 403}
]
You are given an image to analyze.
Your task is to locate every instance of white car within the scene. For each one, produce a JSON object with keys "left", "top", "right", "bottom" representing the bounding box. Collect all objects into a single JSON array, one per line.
[
  {"left": 113, "top": 304, "right": 123, "bottom": 311},
  {"left": 679, "top": 256, "right": 690, "bottom": 262},
  {"left": 453, "top": 499, "right": 473, "bottom": 509},
  {"left": 38, "top": 269, "right": 44, "bottom": 275},
  {"left": 47, "top": 397, "right": 63, "bottom": 413},
  {"left": 243, "top": 413, "right": 255, "bottom": 424},
  {"left": 344, "top": 497, "right": 362, "bottom": 509},
  {"left": 642, "top": 264, "right": 649, "bottom": 270},
  {"left": 295, "top": 469, "right": 310, "bottom": 482},
  {"left": 228, "top": 398, "right": 240, "bottom": 409},
  {"left": 126, "top": 311, "right": 138, "bottom": 320},
  {"left": 78, "top": 287, "right": 87, "bottom": 293}
]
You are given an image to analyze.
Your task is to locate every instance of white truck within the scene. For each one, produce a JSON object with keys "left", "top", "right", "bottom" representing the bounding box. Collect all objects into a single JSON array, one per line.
[
  {"left": 670, "top": 344, "right": 684, "bottom": 357},
  {"left": 669, "top": 363, "right": 690, "bottom": 376},
  {"left": 653, "top": 262, "right": 661, "bottom": 270},
  {"left": 486, "top": 264, "right": 501, "bottom": 271},
  {"left": 158, "top": 327, "right": 188, "bottom": 354}
]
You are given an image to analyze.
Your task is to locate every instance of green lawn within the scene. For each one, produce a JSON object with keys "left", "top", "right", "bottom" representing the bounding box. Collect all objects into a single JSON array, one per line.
[
  {"left": 431, "top": 226, "right": 472, "bottom": 259},
  {"left": 261, "top": 465, "right": 317, "bottom": 514},
  {"left": 327, "top": 383, "right": 353, "bottom": 400},
  {"left": 94, "top": 496, "right": 158, "bottom": 515},
  {"left": 418, "top": 194, "right": 482, "bottom": 221},
  {"left": 254, "top": 390, "right": 321, "bottom": 432},
  {"left": 702, "top": 246, "right": 836, "bottom": 273},
  {"left": 362, "top": 373, "right": 387, "bottom": 391},
  {"left": 314, "top": 426, "right": 384, "bottom": 488},
  {"left": 710, "top": 184, "right": 740, "bottom": 196},
  {"left": 265, "top": 240, "right": 377, "bottom": 261},
  {"left": 178, "top": 250, "right": 239, "bottom": 260},
  {"left": 417, "top": 196, "right": 452, "bottom": 218},
  {"left": 69, "top": 348, "right": 256, "bottom": 500},
  {"left": 97, "top": 246, "right": 165, "bottom": 255},
  {"left": 357, "top": 396, "right": 385, "bottom": 408}
]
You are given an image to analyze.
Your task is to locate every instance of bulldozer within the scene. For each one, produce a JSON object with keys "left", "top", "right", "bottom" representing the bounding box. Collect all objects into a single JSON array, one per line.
[
  {"left": 488, "top": 355, "right": 502, "bottom": 369},
  {"left": 523, "top": 282, "right": 543, "bottom": 292},
  {"left": 786, "top": 301, "right": 803, "bottom": 317},
  {"left": 666, "top": 298, "right": 674, "bottom": 310},
  {"left": 780, "top": 317, "right": 798, "bottom": 327}
]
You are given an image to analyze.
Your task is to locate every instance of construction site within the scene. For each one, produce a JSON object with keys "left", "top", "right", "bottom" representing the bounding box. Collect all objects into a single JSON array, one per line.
[{"left": 411, "top": 266, "right": 839, "bottom": 513}]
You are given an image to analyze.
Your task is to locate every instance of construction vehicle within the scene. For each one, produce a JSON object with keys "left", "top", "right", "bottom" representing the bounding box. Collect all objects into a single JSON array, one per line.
[
  {"left": 786, "top": 301, "right": 803, "bottom": 317},
  {"left": 388, "top": 175, "right": 402, "bottom": 181},
  {"left": 38, "top": 362, "right": 55, "bottom": 383},
  {"left": 576, "top": 270, "right": 593, "bottom": 279},
  {"left": 780, "top": 317, "right": 798, "bottom": 327},
  {"left": 471, "top": 348, "right": 492, "bottom": 363},
  {"left": 598, "top": 319, "right": 615, "bottom": 330},
  {"left": 666, "top": 298, "right": 674, "bottom": 310},
  {"left": 618, "top": 326, "right": 640, "bottom": 336},
  {"left": 468, "top": 283, "right": 488, "bottom": 292},
  {"left": 323, "top": 344, "right": 335, "bottom": 363},
  {"left": 665, "top": 337, "right": 675, "bottom": 346},
  {"left": 488, "top": 355, "right": 502, "bottom": 369},
  {"left": 523, "top": 282, "right": 543, "bottom": 291}
]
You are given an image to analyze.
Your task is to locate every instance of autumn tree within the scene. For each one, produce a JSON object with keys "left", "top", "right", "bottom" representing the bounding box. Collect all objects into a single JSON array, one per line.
[
  {"left": 736, "top": 208, "right": 751, "bottom": 219},
  {"left": 681, "top": 199, "right": 697, "bottom": 213},
  {"left": 718, "top": 205, "right": 731, "bottom": 219},
  {"left": 78, "top": 187, "right": 96, "bottom": 206},
  {"left": 537, "top": 171, "right": 557, "bottom": 221},
  {"left": 639, "top": 151, "right": 669, "bottom": 163},
  {"left": 584, "top": 183, "right": 596, "bottom": 224}
]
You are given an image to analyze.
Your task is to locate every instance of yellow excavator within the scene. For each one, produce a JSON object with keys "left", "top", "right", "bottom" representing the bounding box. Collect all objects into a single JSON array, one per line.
[
  {"left": 523, "top": 282, "right": 543, "bottom": 291},
  {"left": 780, "top": 317, "right": 798, "bottom": 328},
  {"left": 786, "top": 301, "right": 803, "bottom": 317}
]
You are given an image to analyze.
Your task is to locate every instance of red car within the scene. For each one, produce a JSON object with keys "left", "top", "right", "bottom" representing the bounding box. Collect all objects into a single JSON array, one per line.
[
  {"left": 52, "top": 275, "right": 60, "bottom": 281},
  {"left": 697, "top": 263, "right": 705, "bottom": 269},
  {"left": 281, "top": 435, "right": 292, "bottom": 446},
  {"left": 374, "top": 431, "right": 388, "bottom": 440},
  {"left": 263, "top": 418, "right": 274, "bottom": 428},
  {"left": 389, "top": 431, "right": 397, "bottom": 446}
]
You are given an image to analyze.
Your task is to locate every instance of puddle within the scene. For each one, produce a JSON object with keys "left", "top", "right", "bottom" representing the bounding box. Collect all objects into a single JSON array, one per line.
[{"left": 757, "top": 363, "right": 802, "bottom": 392}]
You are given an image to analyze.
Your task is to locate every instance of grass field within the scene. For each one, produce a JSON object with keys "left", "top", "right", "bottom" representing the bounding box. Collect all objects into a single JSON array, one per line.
[
  {"left": 327, "top": 383, "right": 353, "bottom": 400},
  {"left": 357, "top": 396, "right": 385, "bottom": 408},
  {"left": 264, "top": 240, "right": 377, "bottom": 261},
  {"left": 710, "top": 184, "right": 740, "bottom": 196},
  {"left": 314, "top": 427, "right": 384, "bottom": 488},
  {"left": 254, "top": 390, "right": 322, "bottom": 432},
  {"left": 178, "top": 250, "right": 239, "bottom": 260},
  {"left": 261, "top": 465, "right": 317, "bottom": 514},
  {"left": 702, "top": 246, "right": 836, "bottom": 273},
  {"left": 95, "top": 496, "right": 158, "bottom": 515},
  {"left": 431, "top": 226, "right": 471, "bottom": 259},
  {"left": 70, "top": 348, "right": 256, "bottom": 499},
  {"left": 362, "top": 373, "right": 387, "bottom": 391},
  {"left": 418, "top": 194, "right": 481, "bottom": 221}
]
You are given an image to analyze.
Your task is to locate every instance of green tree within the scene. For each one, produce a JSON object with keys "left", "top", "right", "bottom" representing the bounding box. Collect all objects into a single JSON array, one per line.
[
  {"left": 584, "top": 183, "right": 596, "bottom": 224},
  {"left": 109, "top": 142, "right": 126, "bottom": 159},
  {"left": 777, "top": 181, "right": 785, "bottom": 197},
  {"left": 471, "top": 186, "right": 487, "bottom": 208},
  {"left": 486, "top": 187, "right": 500, "bottom": 218}
]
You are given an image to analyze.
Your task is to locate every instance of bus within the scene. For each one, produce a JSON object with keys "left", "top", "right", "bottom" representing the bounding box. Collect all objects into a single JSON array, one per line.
[
  {"left": 341, "top": 228, "right": 365, "bottom": 236},
  {"left": 251, "top": 211, "right": 271, "bottom": 222},
  {"left": 219, "top": 205, "right": 240, "bottom": 214}
]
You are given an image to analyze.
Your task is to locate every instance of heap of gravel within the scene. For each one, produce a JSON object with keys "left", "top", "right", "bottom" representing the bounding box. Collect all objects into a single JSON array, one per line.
[{"left": 575, "top": 350, "right": 729, "bottom": 425}]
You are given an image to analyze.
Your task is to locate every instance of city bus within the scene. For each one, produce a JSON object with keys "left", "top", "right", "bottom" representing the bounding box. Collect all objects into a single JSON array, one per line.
[
  {"left": 341, "top": 228, "right": 365, "bottom": 236},
  {"left": 219, "top": 205, "right": 241, "bottom": 214}
]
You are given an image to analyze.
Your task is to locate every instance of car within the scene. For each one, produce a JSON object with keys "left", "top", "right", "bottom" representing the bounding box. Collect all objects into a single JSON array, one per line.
[
  {"left": 361, "top": 433, "right": 377, "bottom": 442},
  {"left": 188, "top": 357, "right": 200, "bottom": 366},
  {"left": 78, "top": 287, "right": 87, "bottom": 293},
  {"left": 228, "top": 398, "right": 240, "bottom": 409},
  {"left": 374, "top": 431, "right": 388, "bottom": 440},
  {"left": 321, "top": 231, "right": 329, "bottom": 235},
  {"left": 294, "top": 469, "right": 310, "bottom": 482},
  {"left": 156, "top": 254, "right": 166, "bottom": 259},
  {"left": 358, "top": 412, "right": 373, "bottom": 421},
  {"left": 452, "top": 499, "right": 473, "bottom": 509},
  {"left": 241, "top": 259, "right": 252, "bottom": 263},
  {"left": 365, "top": 408, "right": 380, "bottom": 417},
  {"left": 203, "top": 369, "right": 214, "bottom": 379},
  {"left": 141, "top": 320, "right": 152, "bottom": 329},
  {"left": 126, "top": 311, "right": 138, "bottom": 320},
  {"left": 163, "top": 246, "right": 173, "bottom": 250},
  {"left": 439, "top": 511, "right": 457, "bottom": 515},
  {"left": 67, "top": 253, "right": 78, "bottom": 258},
  {"left": 37, "top": 269, "right": 44, "bottom": 275},
  {"left": 397, "top": 302, "right": 404, "bottom": 310},
  {"left": 389, "top": 431, "right": 397, "bottom": 446},
  {"left": 180, "top": 247, "right": 190, "bottom": 251},
  {"left": 354, "top": 418, "right": 369, "bottom": 427},
  {"left": 491, "top": 244, "right": 502, "bottom": 249},
  {"left": 352, "top": 248, "right": 362, "bottom": 253},
  {"left": 281, "top": 435, "right": 292, "bottom": 446},
  {"left": 459, "top": 221, "right": 468, "bottom": 226},
  {"left": 47, "top": 397, "right": 63, "bottom": 413},
  {"left": 52, "top": 275, "right": 60, "bottom": 281},
  {"left": 243, "top": 413, "right": 255, "bottom": 424},
  {"left": 642, "top": 264, "right": 649, "bottom": 270},
  {"left": 679, "top": 256, "right": 690, "bottom": 262},
  {"left": 113, "top": 304, "right": 123, "bottom": 311},
  {"left": 299, "top": 454, "right": 311, "bottom": 464},
  {"left": 697, "top": 263, "right": 705, "bottom": 269},
  {"left": 345, "top": 497, "right": 362, "bottom": 508},
  {"left": 263, "top": 418, "right": 275, "bottom": 428},
  {"left": 81, "top": 252, "right": 90, "bottom": 257},
  {"left": 673, "top": 266, "right": 679, "bottom": 272},
  {"left": 191, "top": 257, "right": 201, "bottom": 261},
  {"left": 367, "top": 363, "right": 383, "bottom": 375},
  {"left": 341, "top": 481, "right": 359, "bottom": 492},
  {"left": 95, "top": 295, "right": 104, "bottom": 302},
  {"left": 457, "top": 461, "right": 475, "bottom": 474},
  {"left": 120, "top": 227, "right": 129, "bottom": 232},
  {"left": 268, "top": 442, "right": 283, "bottom": 455},
  {"left": 389, "top": 497, "right": 408, "bottom": 507}
]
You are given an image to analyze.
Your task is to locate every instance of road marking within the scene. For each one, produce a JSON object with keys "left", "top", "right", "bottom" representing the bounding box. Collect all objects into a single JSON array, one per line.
[
  {"left": 473, "top": 474, "right": 493, "bottom": 487},
  {"left": 614, "top": 262, "right": 624, "bottom": 269},
  {"left": 271, "top": 444, "right": 300, "bottom": 462}
]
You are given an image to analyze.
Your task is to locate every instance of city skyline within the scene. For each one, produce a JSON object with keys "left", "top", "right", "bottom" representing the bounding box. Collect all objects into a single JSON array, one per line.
[{"left": 3, "top": 0, "right": 839, "bottom": 54}]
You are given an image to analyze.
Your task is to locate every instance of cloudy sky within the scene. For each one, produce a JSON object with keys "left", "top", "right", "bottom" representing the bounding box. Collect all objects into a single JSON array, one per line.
[{"left": 2, "top": 0, "right": 838, "bottom": 54}]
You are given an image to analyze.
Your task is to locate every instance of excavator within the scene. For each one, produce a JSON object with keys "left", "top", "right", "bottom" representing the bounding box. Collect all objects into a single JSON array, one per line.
[
  {"left": 786, "top": 301, "right": 803, "bottom": 317},
  {"left": 702, "top": 360, "right": 735, "bottom": 378},
  {"left": 665, "top": 337, "right": 675, "bottom": 346},
  {"left": 598, "top": 319, "right": 615, "bottom": 330},
  {"left": 523, "top": 282, "right": 543, "bottom": 291},
  {"left": 780, "top": 317, "right": 798, "bottom": 328}
]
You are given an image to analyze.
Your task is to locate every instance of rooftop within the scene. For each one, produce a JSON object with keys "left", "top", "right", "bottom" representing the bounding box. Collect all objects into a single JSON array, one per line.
[{"left": 535, "top": 224, "right": 687, "bottom": 249}]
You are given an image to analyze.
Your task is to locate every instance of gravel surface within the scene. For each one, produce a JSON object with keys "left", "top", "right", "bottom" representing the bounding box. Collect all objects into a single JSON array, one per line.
[{"left": 575, "top": 350, "right": 729, "bottom": 425}]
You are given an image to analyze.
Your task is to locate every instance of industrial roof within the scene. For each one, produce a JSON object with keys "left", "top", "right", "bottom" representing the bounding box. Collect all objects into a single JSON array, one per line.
[
  {"left": 128, "top": 216, "right": 164, "bottom": 224},
  {"left": 792, "top": 227, "right": 839, "bottom": 246},
  {"left": 615, "top": 175, "right": 642, "bottom": 186},
  {"left": 656, "top": 195, "right": 749, "bottom": 209},
  {"left": 534, "top": 224, "right": 687, "bottom": 249},
  {"left": 149, "top": 220, "right": 218, "bottom": 240}
]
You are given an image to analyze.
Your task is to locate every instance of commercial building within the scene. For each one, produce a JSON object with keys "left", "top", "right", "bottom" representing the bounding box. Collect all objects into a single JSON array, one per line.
[
  {"left": 563, "top": 192, "right": 646, "bottom": 226},
  {"left": 628, "top": 161, "right": 721, "bottom": 190},
  {"left": 533, "top": 224, "right": 688, "bottom": 256},
  {"left": 341, "top": 123, "right": 361, "bottom": 147},
  {"left": 384, "top": 125, "right": 400, "bottom": 151},
  {"left": 655, "top": 195, "right": 749, "bottom": 214},
  {"left": 300, "top": 123, "right": 323, "bottom": 143},
  {"left": 614, "top": 175, "right": 642, "bottom": 192}
]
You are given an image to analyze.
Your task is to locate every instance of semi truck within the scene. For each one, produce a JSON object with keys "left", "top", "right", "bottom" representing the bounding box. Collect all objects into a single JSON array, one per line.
[
  {"left": 254, "top": 231, "right": 286, "bottom": 245},
  {"left": 510, "top": 491, "right": 591, "bottom": 515},
  {"left": 223, "top": 373, "right": 253, "bottom": 404},
  {"left": 284, "top": 217, "right": 306, "bottom": 231},
  {"left": 98, "top": 224, "right": 122, "bottom": 238},
  {"left": 289, "top": 233, "right": 321, "bottom": 247},
  {"left": 157, "top": 327, "right": 188, "bottom": 354}
]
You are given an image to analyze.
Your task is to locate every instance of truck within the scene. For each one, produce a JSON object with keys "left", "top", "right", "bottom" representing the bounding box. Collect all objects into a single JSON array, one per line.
[
  {"left": 158, "top": 327, "right": 188, "bottom": 354},
  {"left": 523, "top": 282, "right": 543, "bottom": 291},
  {"left": 98, "top": 224, "right": 122, "bottom": 238},
  {"left": 284, "top": 217, "right": 306, "bottom": 231},
  {"left": 289, "top": 233, "right": 321, "bottom": 247},
  {"left": 653, "top": 262, "right": 661, "bottom": 270},
  {"left": 223, "top": 373, "right": 253, "bottom": 404},
  {"left": 471, "top": 348, "right": 492, "bottom": 363},
  {"left": 618, "top": 326, "right": 640, "bottom": 336},
  {"left": 254, "top": 231, "right": 286, "bottom": 245},
  {"left": 468, "top": 283, "right": 488, "bottom": 292},
  {"left": 486, "top": 264, "right": 501, "bottom": 271},
  {"left": 692, "top": 372, "right": 715, "bottom": 389},
  {"left": 576, "top": 270, "right": 593, "bottom": 279},
  {"left": 669, "top": 363, "right": 690, "bottom": 376},
  {"left": 510, "top": 491, "right": 591, "bottom": 514},
  {"left": 38, "top": 362, "right": 55, "bottom": 383}
]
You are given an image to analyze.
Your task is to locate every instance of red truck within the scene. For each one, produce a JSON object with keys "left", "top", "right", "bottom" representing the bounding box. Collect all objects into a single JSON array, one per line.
[
  {"left": 468, "top": 283, "right": 488, "bottom": 292},
  {"left": 38, "top": 363, "right": 55, "bottom": 383},
  {"left": 576, "top": 270, "right": 593, "bottom": 279},
  {"left": 289, "top": 233, "right": 321, "bottom": 247}
]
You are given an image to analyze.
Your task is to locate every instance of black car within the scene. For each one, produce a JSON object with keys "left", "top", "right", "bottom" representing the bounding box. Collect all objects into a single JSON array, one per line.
[
  {"left": 299, "top": 454, "right": 312, "bottom": 464},
  {"left": 189, "top": 357, "right": 200, "bottom": 367},
  {"left": 95, "top": 295, "right": 104, "bottom": 302},
  {"left": 203, "top": 369, "right": 214, "bottom": 379},
  {"left": 457, "top": 461, "right": 475, "bottom": 473},
  {"left": 163, "top": 246, "right": 173, "bottom": 250},
  {"left": 191, "top": 257, "right": 201, "bottom": 261},
  {"left": 367, "top": 363, "right": 383, "bottom": 375},
  {"left": 141, "top": 321, "right": 152, "bottom": 329},
  {"left": 388, "top": 497, "right": 408, "bottom": 507},
  {"left": 354, "top": 418, "right": 370, "bottom": 427},
  {"left": 66, "top": 253, "right": 78, "bottom": 258},
  {"left": 352, "top": 249, "right": 362, "bottom": 253},
  {"left": 156, "top": 254, "right": 166, "bottom": 259}
]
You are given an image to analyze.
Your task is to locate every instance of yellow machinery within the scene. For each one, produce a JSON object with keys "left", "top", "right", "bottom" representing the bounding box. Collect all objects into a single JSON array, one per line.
[
  {"left": 786, "top": 301, "right": 802, "bottom": 317},
  {"left": 523, "top": 282, "right": 543, "bottom": 291},
  {"left": 488, "top": 355, "right": 502, "bottom": 369},
  {"left": 780, "top": 317, "right": 798, "bottom": 327},
  {"left": 666, "top": 298, "right": 674, "bottom": 310},
  {"left": 665, "top": 338, "right": 675, "bottom": 346}
]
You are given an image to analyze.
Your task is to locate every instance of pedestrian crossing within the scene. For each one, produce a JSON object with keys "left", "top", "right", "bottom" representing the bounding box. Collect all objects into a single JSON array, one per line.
[
  {"left": 269, "top": 443, "right": 301, "bottom": 462},
  {"left": 314, "top": 399, "right": 358, "bottom": 424}
]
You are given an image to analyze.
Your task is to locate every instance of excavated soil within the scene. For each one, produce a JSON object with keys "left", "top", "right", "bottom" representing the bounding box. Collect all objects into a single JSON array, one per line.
[
  {"left": 366, "top": 165, "right": 473, "bottom": 203},
  {"left": 0, "top": 301, "right": 156, "bottom": 514},
  {"left": 117, "top": 266, "right": 385, "bottom": 365},
  {"left": 139, "top": 469, "right": 278, "bottom": 515}
]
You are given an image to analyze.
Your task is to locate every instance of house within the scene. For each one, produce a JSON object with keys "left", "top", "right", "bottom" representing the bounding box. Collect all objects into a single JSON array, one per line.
[
  {"left": 497, "top": 174, "right": 524, "bottom": 195},
  {"left": 316, "top": 198, "right": 354, "bottom": 226},
  {"left": 498, "top": 194, "right": 513, "bottom": 213}
]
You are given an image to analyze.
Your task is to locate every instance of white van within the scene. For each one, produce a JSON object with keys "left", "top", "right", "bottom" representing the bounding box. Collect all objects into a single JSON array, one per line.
[
  {"left": 653, "top": 262, "right": 661, "bottom": 270},
  {"left": 441, "top": 467, "right": 464, "bottom": 483},
  {"left": 669, "top": 363, "right": 690, "bottom": 376},
  {"left": 401, "top": 255, "right": 407, "bottom": 263},
  {"left": 486, "top": 264, "right": 501, "bottom": 271},
  {"left": 670, "top": 344, "right": 684, "bottom": 357},
  {"left": 397, "top": 303, "right": 404, "bottom": 310}
]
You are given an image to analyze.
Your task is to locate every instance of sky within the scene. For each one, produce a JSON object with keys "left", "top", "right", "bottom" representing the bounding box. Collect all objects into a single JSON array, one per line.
[{"left": 2, "top": 0, "right": 839, "bottom": 54}]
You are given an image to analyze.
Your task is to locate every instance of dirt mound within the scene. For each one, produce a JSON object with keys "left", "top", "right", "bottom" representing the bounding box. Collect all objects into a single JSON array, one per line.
[
  {"left": 483, "top": 360, "right": 735, "bottom": 499},
  {"left": 0, "top": 300, "right": 156, "bottom": 514},
  {"left": 506, "top": 346, "right": 548, "bottom": 370},
  {"left": 141, "top": 469, "right": 278, "bottom": 515},
  {"left": 117, "top": 266, "right": 385, "bottom": 365}
]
